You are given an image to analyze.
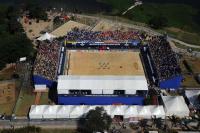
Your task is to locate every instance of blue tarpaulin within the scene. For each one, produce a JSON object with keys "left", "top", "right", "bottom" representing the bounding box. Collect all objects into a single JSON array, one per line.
[
  {"left": 58, "top": 96, "right": 144, "bottom": 105},
  {"left": 33, "top": 75, "right": 55, "bottom": 88},
  {"left": 159, "top": 75, "right": 183, "bottom": 89}
]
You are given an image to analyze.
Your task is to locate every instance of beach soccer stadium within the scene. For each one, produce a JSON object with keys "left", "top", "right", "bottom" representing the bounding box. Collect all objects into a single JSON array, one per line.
[{"left": 33, "top": 29, "right": 182, "bottom": 106}]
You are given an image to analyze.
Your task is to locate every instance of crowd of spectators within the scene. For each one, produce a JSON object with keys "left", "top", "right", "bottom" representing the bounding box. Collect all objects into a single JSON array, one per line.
[
  {"left": 65, "top": 28, "right": 141, "bottom": 42},
  {"left": 148, "top": 36, "right": 181, "bottom": 81},
  {"left": 34, "top": 40, "right": 61, "bottom": 81}
]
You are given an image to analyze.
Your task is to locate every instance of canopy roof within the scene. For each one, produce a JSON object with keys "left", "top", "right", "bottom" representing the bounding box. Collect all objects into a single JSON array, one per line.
[
  {"left": 57, "top": 75, "right": 148, "bottom": 91},
  {"left": 185, "top": 90, "right": 200, "bottom": 107},
  {"left": 29, "top": 105, "right": 165, "bottom": 119},
  {"left": 162, "top": 96, "right": 190, "bottom": 117},
  {"left": 37, "top": 32, "right": 56, "bottom": 41}
]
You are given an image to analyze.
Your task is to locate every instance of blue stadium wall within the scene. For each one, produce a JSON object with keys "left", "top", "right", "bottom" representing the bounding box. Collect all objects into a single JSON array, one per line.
[
  {"left": 33, "top": 75, "right": 56, "bottom": 88},
  {"left": 58, "top": 96, "right": 144, "bottom": 105},
  {"left": 159, "top": 75, "right": 183, "bottom": 89}
]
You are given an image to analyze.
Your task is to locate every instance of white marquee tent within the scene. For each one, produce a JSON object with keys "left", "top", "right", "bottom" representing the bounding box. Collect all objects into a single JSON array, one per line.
[
  {"left": 29, "top": 105, "right": 49, "bottom": 119},
  {"left": 57, "top": 75, "right": 148, "bottom": 95},
  {"left": 137, "top": 106, "right": 151, "bottom": 118},
  {"left": 56, "top": 106, "right": 71, "bottom": 119},
  {"left": 29, "top": 105, "right": 165, "bottom": 120},
  {"left": 124, "top": 106, "right": 138, "bottom": 118},
  {"left": 70, "top": 106, "right": 84, "bottom": 118},
  {"left": 37, "top": 32, "right": 56, "bottom": 41},
  {"left": 110, "top": 105, "right": 126, "bottom": 117},
  {"left": 151, "top": 106, "right": 166, "bottom": 119},
  {"left": 43, "top": 105, "right": 60, "bottom": 119},
  {"left": 161, "top": 96, "right": 190, "bottom": 117},
  {"left": 185, "top": 90, "right": 200, "bottom": 107}
]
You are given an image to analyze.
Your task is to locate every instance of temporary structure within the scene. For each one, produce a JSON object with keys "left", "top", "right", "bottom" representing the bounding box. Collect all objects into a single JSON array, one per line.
[
  {"left": 37, "top": 32, "right": 56, "bottom": 41},
  {"left": 29, "top": 105, "right": 166, "bottom": 119},
  {"left": 138, "top": 106, "right": 152, "bottom": 118},
  {"left": 185, "top": 90, "right": 200, "bottom": 107},
  {"left": 104, "top": 106, "right": 111, "bottom": 117},
  {"left": 69, "top": 105, "right": 84, "bottom": 118},
  {"left": 162, "top": 96, "right": 190, "bottom": 117},
  {"left": 124, "top": 106, "right": 138, "bottom": 118},
  {"left": 56, "top": 105, "right": 71, "bottom": 119},
  {"left": 29, "top": 105, "right": 48, "bottom": 119},
  {"left": 83, "top": 105, "right": 96, "bottom": 114},
  {"left": 110, "top": 105, "right": 126, "bottom": 117},
  {"left": 43, "top": 105, "right": 60, "bottom": 119},
  {"left": 151, "top": 106, "right": 165, "bottom": 118}
]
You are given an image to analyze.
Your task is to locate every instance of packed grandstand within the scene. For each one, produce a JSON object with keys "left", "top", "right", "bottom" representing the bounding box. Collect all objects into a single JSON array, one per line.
[
  {"left": 65, "top": 28, "right": 142, "bottom": 41},
  {"left": 148, "top": 36, "right": 182, "bottom": 82},
  {"left": 33, "top": 28, "right": 182, "bottom": 91},
  {"left": 33, "top": 40, "right": 61, "bottom": 81}
]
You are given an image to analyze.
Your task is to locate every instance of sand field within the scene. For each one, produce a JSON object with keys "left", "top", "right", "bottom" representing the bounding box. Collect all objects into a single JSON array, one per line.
[{"left": 66, "top": 50, "right": 144, "bottom": 75}]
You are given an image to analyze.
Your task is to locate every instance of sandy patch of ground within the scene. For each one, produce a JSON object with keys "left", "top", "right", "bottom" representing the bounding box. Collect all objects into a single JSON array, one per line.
[
  {"left": 92, "top": 20, "right": 130, "bottom": 31},
  {"left": 66, "top": 50, "right": 144, "bottom": 76},
  {"left": 20, "top": 16, "right": 53, "bottom": 40},
  {"left": 51, "top": 20, "right": 90, "bottom": 37}
]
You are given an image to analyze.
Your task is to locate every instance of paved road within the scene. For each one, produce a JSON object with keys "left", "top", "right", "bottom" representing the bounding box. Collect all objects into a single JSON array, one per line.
[
  {"left": 0, "top": 119, "right": 77, "bottom": 129},
  {"left": 76, "top": 14, "right": 200, "bottom": 49}
]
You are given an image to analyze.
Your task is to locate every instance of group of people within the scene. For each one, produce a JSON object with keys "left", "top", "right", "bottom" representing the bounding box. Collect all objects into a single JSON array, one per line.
[
  {"left": 148, "top": 36, "right": 181, "bottom": 81},
  {"left": 34, "top": 40, "right": 61, "bottom": 81},
  {"left": 65, "top": 28, "right": 141, "bottom": 42}
]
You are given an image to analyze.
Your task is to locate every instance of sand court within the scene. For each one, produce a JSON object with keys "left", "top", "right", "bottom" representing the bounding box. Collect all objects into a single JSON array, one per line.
[{"left": 65, "top": 50, "right": 145, "bottom": 76}]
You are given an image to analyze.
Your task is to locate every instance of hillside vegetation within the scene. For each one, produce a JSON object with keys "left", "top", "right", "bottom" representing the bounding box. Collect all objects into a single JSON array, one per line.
[{"left": 99, "top": 0, "right": 200, "bottom": 45}]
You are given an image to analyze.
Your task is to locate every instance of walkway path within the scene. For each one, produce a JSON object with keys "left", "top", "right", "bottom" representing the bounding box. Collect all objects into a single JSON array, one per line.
[{"left": 122, "top": 1, "right": 143, "bottom": 15}]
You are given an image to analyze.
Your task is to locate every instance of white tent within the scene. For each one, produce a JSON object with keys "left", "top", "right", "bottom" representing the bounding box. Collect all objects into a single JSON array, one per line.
[
  {"left": 104, "top": 106, "right": 111, "bottom": 117},
  {"left": 138, "top": 106, "right": 152, "bottom": 118},
  {"left": 43, "top": 105, "right": 60, "bottom": 119},
  {"left": 37, "top": 32, "right": 56, "bottom": 41},
  {"left": 56, "top": 105, "right": 71, "bottom": 119},
  {"left": 29, "top": 105, "right": 166, "bottom": 119},
  {"left": 185, "top": 90, "right": 200, "bottom": 106},
  {"left": 162, "top": 96, "right": 190, "bottom": 117},
  {"left": 110, "top": 105, "right": 126, "bottom": 117},
  {"left": 57, "top": 75, "right": 148, "bottom": 95},
  {"left": 151, "top": 106, "right": 165, "bottom": 118},
  {"left": 83, "top": 105, "right": 96, "bottom": 114},
  {"left": 29, "top": 105, "right": 48, "bottom": 119},
  {"left": 124, "top": 106, "right": 138, "bottom": 118},
  {"left": 69, "top": 105, "right": 84, "bottom": 118}
]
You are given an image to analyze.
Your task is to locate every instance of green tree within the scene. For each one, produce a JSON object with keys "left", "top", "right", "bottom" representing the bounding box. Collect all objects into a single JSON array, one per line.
[
  {"left": 81, "top": 107, "right": 112, "bottom": 133},
  {"left": 53, "top": 16, "right": 63, "bottom": 27},
  {"left": 148, "top": 15, "right": 168, "bottom": 29},
  {"left": 29, "top": 6, "right": 47, "bottom": 21},
  {"left": 0, "top": 5, "right": 34, "bottom": 70}
]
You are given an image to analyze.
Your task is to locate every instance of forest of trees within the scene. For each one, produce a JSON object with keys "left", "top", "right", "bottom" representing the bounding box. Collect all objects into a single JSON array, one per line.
[{"left": 0, "top": 5, "right": 34, "bottom": 70}]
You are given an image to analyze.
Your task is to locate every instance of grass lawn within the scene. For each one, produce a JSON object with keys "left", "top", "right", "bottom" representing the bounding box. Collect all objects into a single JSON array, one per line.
[
  {"left": 180, "top": 56, "right": 200, "bottom": 87},
  {"left": 99, "top": 0, "right": 200, "bottom": 45},
  {"left": 185, "top": 57, "right": 200, "bottom": 74},
  {"left": 0, "top": 102, "right": 15, "bottom": 115},
  {"left": 14, "top": 89, "right": 35, "bottom": 116},
  {"left": 182, "top": 75, "right": 200, "bottom": 87},
  {"left": 167, "top": 29, "right": 200, "bottom": 46},
  {"left": 39, "top": 92, "right": 50, "bottom": 105},
  {"left": 173, "top": 41, "right": 200, "bottom": 52},
  {"left": 0, "top": 65, "right": 15, "bottom": 80}
]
